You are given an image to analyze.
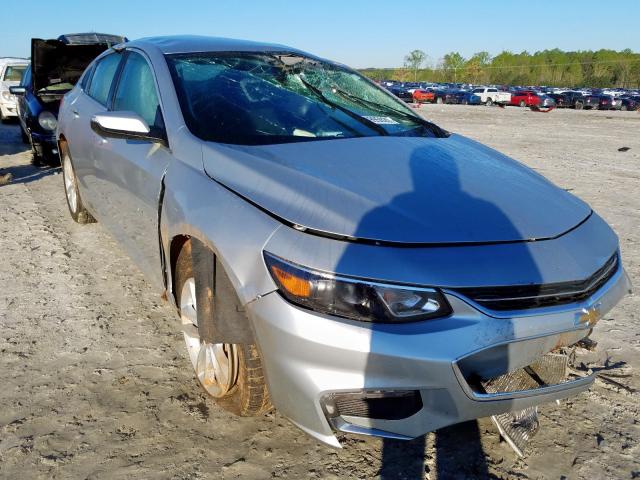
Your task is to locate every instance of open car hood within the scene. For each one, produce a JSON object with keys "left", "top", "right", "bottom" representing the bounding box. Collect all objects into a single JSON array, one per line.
[
  {"left": 202, "top": 134, "right": 591, "bottom": 245},
  {"left": 31, "top": 38, "right": 113, "bottom": 93}
]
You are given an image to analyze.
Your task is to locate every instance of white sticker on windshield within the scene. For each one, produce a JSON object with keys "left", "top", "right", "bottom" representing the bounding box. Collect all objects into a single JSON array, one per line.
[{"left": 363, "top": 116, "right": 399, "bottom": 125}]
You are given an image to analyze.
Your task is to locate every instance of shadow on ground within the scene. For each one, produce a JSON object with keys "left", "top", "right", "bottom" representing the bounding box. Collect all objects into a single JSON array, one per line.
[{"left": 0, "top": 163, "right": 59, "bottom": 186}]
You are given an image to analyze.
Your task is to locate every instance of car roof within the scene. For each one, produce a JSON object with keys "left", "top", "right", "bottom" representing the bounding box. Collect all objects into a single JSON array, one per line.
[
  {"left": 131, "top": 35, "right": 312, "bottom": 57},
  {"left": 0, "top": 57, "right": 29, "bottom": 65}
]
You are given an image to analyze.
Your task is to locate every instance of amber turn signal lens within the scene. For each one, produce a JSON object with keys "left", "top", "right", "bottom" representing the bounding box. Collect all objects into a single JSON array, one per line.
[{"left": 270, "top": 265, "right": 312, "bottom": 298}]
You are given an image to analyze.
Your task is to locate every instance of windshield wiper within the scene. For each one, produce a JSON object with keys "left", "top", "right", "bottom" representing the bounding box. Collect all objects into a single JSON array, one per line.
[
  {"left": 331, "top": 87, "right": 449, "bottom": 138},
  {"left": 297, "top": 76, "right": 388, "bottom": 137}
]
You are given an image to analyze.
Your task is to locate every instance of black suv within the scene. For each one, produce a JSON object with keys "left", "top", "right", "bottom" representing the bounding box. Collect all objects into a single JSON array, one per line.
[{"left": 11, "top": 33, "right": 126, "bottom": 165}]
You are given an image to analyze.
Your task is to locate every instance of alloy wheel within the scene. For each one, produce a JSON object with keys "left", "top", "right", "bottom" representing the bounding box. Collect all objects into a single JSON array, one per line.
[
  {"left": 63, "top": 154, "right": 78, "bottom": 214},
  {"left": 180, "top": 277, "right": 239, "bottom": 398}
]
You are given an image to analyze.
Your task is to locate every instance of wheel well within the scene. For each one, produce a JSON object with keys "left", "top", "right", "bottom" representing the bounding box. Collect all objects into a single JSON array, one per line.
[
  {"left": 58, "top": 135, "right": 67, "bottom": 153},
  {"left": 169, "top": 235, "right": 253, "bottom": 344},
  {"left": 169, "top": 234, "right": 191, "bottom": 304}
]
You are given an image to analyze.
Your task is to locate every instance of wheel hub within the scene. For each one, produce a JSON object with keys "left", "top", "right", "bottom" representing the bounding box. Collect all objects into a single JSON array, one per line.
[{"left": 180, "top": 277, "right": 238, "bottom": 397}]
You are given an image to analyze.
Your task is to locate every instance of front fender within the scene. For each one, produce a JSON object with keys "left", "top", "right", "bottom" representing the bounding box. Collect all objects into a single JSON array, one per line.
[{"left": 160, "top": 157, "right": 281, "bottom": 308}]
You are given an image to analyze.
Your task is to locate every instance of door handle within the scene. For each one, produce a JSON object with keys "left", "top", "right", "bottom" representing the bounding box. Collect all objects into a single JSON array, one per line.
[{"left": 72, "top": 109, "right": 80, "bottom": 117}]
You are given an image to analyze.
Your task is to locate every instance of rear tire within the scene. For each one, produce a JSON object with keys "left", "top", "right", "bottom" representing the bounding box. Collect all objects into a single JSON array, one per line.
[
  {"left": 61, "top": 144, "right": 95, "bottom": 224},
  {"left": 575, "top": 101, "right": 584, "bottom": 110},
  {"left": 486, "top": 98, "right": 493, "bottom": 106},
  {"left": 519, "top": 100, "right": 526, "bottom": 108},
  {"left": 436, "top": 97, "right": 443, "bottom": 104},
  {"left": 175, "top": 241, "right": 271, "bottom": 417}
]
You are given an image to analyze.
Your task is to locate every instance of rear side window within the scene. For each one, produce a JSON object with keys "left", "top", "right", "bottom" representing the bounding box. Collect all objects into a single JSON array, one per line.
[
  {"left": 113, "top": 51, "right": 163, "bottom": 129},
  {"left": 87, "top": 53, "right": 122, "bottom": 106},
  {"left": 79, "top": 63, "right": 95, "bottom": 91}
]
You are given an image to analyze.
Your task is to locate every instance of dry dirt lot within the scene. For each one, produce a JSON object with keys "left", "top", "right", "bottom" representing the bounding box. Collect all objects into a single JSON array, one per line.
[{"left": 0, "top": 105, "right": 638, "bottom": 480}]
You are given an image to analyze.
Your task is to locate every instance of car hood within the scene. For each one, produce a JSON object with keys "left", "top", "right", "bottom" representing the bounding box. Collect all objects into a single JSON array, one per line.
[
  {"left": 31, "top": 38, "right": 112, "bottom": 93},
  {"left": 202, "top": 134, "right": 591, "bottom": 244}
]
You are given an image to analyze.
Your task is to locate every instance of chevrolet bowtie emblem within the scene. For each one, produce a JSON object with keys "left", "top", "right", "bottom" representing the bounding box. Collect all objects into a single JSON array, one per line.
[{"left": 578, "top": 305, "right": 602, "bottom": 327}]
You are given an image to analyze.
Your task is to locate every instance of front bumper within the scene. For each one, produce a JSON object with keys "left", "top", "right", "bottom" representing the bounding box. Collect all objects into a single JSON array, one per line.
[{"left": 247, "top": 262, "right": 631, "bottom": 447}]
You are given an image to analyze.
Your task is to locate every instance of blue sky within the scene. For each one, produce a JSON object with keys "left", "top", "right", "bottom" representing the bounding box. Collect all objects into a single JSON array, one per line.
[{"left": 3, "top": 0, "right": 639, "bottom": 68}]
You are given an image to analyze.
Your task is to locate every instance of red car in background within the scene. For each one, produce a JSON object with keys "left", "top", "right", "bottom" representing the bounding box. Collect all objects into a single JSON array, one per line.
[
  {"left": 412, "top": 88, "right": 435, "bottom": 103},
  {"left": 509, "top": 90, "right": 540, "bottom": 107}
]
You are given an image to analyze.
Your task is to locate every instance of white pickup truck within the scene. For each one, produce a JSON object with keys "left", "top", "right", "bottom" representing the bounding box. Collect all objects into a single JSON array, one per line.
[{"left": 471, "top": 87, "right": 511, "bottom": 105}]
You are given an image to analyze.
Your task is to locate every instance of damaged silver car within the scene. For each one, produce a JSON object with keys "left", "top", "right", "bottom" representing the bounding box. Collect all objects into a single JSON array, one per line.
[{"left": 56, "top": 36, "right": 632, "bottom": 450}]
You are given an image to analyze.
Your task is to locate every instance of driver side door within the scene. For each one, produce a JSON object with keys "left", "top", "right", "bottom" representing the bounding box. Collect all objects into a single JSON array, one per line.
[{"left": 90, "top": 49, "right": 172, "bottom": 288}]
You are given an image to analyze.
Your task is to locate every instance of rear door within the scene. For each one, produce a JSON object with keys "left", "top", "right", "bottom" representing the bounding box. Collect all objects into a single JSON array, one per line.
[
  {"left": 67, "top": 51, "right": 124, "bottom": 214},
  {"left": 90, "top": 49, "right": 172, "bottom": 287}
]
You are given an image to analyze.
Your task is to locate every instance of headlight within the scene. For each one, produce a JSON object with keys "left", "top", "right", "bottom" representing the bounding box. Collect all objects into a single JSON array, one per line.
[
  {"left": 38, "top": 111, "right": 58, "bottom": 131},
  {"left": 264, "top": 252, "right": 452, "bottom": 323}
]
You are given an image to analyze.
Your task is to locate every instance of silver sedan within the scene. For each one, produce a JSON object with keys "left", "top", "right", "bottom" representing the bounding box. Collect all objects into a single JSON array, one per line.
[{"left": 57, "top": 36, "right": 631, "bottom": 448}]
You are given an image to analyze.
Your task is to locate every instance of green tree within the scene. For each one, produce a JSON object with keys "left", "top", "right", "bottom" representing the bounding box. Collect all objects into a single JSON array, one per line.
[
  {"left": 404, "top": 49, "right": 427, "bottom": 82},
  {"left": 442, "top": 52, "right": 466, "bottom": 82}
]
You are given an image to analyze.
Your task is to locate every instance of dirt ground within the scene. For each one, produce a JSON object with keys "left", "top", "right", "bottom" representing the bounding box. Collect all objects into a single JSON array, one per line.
[{"left": 0, "top": 105, "right": 638, "bottom": 480}]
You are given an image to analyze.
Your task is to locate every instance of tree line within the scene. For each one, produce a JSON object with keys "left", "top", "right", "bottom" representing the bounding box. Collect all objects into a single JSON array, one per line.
[{"left": 361, "top": 49, "right": 640, "bottom": 88}]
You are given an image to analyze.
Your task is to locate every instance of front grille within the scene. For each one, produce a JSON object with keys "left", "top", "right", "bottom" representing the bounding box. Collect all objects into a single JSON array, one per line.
[
  {"left": 331, "top": 391, "right": 422, "bottom": 420},
  {"left": 454, "top": 253, "right": 618, "bottom": 311}
]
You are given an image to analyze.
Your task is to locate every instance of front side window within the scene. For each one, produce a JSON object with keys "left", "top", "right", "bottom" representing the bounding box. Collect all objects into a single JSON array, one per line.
[
  {"left": 3, "top": 65, "right": 27, "bottom": 82},
  {"left": 166, "top": 52, "right": 442, "bottom": 145},
  {"left": 113, "top": 51, "right": 162, "bottom": 129},
  {"left": 87, "top": 53, "right": 122, "bottom": 106}
]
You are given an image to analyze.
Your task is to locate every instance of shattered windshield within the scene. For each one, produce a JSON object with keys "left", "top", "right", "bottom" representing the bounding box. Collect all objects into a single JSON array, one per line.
[{"left": 166, "top": 52, "right": 444, "bottom": 145}]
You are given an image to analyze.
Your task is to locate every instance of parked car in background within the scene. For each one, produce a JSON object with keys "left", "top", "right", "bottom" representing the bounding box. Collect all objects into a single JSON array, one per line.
[
  {"left": 471, "top": 87, "right": 511, "bottom": 106},
  {"left": 412, "top": 88, "right": 435, "bottom": 104},
  {"left": 387, "top": 86, "right": 413, "bottom": 102},
  {"left": 0, "top": 58, "right": 29, "bottom": 122},
  {"left": 461, "top": 91, "right": 482, "bottom": 105},
  {"left": 578, "top": 94, "right": 602, "bottom": 110},
  {"left": 56, "top": 35, "right": 631, "bottom": 450},
  {"left": 620, "top": 96, "right": 640, "bottom": 111},
  {"left": 547, "top": 93, "right": 568, "bottom": 107},
  {"left": 597, "top": 95, "right": 622, "bottom": 110},
  {"left": 509, "top": 90, "right": 541, "bottom": 107},
  {"left": 559, "top": 91, "right": 589, "bottom": 109},
  {"left": 11, "top": 33, "right": 125, "bottom": 165},
  {"left": 537, "top": 94, "right": 557, "bottom": 109},
  {"left": 434, "top": 89, "right": 466, "bottom": 104}
]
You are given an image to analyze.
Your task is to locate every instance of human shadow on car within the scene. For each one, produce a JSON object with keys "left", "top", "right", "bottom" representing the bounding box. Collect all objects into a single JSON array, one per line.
[{"left": 334, "top": 144, "right": 543, "bottom": 478}]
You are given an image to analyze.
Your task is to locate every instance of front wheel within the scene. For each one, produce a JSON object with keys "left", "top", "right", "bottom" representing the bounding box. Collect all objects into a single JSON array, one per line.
[
  {"left": 519, "top": 100, "right": 526, "bottom": 108},
  {"left": 486, "top": 98, "right": 493, "bottom": 106},
  {"left": 176, "top": 241, "right": 271, "bottom": 416},
  {"left": 575, "top": 101, "right": 584, "bottom": 110}
]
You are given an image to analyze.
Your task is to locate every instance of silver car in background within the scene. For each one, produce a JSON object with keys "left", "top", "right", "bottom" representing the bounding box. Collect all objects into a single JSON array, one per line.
[
  {"left": 0, "top": 58, "right": 29, "bottom": 121},
  {"left": 56, "top": 36, "right": 631, "bottom": 448}
]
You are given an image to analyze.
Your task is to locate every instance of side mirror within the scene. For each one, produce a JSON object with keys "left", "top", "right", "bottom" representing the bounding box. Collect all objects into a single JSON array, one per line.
[
  {"left": 90, "top": 111, "right": 167, "bottom": 146},
  {"left": 9, "top": 86, "right": 26, "bottom": 95}
]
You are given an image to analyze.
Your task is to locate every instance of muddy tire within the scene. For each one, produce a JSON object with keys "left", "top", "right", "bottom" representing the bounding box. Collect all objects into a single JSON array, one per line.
[
  {"left": 61, "top": 144, "right": 95, "bottom": 224},
  {"left": 175, "top": 241, "right": 271, "bottom": 417}
]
